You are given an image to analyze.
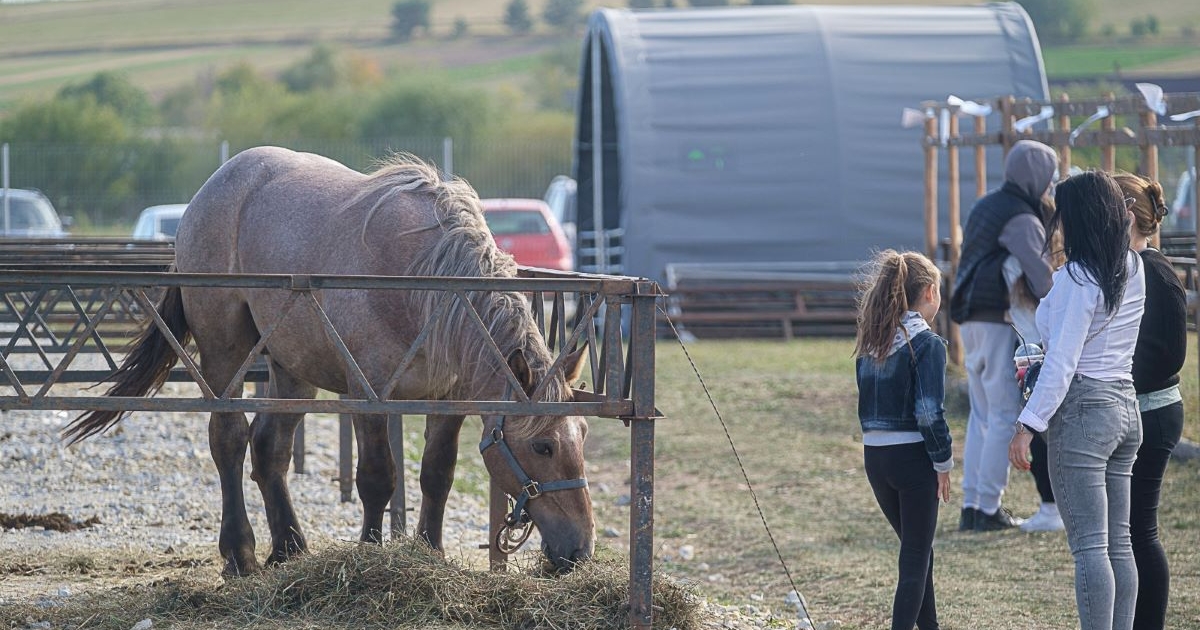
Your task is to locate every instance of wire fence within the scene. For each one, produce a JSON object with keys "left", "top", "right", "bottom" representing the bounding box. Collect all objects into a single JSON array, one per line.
[{"left": 0, "top": 136, "right": 572, "bottom": 232}]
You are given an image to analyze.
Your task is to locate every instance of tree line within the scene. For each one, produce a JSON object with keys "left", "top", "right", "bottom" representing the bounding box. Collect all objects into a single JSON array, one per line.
[{"left": 0, "top": 46, "right": 578, "bottom": 231}]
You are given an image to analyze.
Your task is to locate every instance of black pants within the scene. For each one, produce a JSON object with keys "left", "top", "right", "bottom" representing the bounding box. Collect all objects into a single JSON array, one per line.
[
  {"left": 1132, "top": 400, "right": 1184, "bottom": 630},
  {"left": 1030, "top": 430, "right": 1054, "bottom": 504},
  {"left": 865, "top": 442, "right": 940, "bottom": 630}
]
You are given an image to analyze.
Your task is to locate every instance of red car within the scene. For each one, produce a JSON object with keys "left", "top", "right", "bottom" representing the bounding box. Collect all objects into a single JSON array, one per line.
[{"left": 481, "top": 198, "right": 574, "bottom": 271}]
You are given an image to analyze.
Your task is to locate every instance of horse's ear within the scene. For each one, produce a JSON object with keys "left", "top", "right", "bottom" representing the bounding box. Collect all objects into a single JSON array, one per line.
[
  {"left": 563, "top": 345, "right": 588, "bottom": 385},
  {"left": 507, "top": 349, "right": 536, "bottom": 397}
]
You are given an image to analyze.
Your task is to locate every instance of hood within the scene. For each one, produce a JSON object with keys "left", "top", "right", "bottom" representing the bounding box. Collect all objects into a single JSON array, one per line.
[{"left": 1003, "top": 140, "right": 1058, "bottom": 201}]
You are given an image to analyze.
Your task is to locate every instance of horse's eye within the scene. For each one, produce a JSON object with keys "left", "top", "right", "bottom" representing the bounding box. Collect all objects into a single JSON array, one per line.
[{"left": 532, "top": 440, "right": 554, "bottom": 457}]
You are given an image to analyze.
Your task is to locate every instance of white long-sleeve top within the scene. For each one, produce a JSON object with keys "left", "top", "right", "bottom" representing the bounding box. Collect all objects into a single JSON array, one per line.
[{"left": 1017, "top": 250, "right": 1145, "bottom": 432}]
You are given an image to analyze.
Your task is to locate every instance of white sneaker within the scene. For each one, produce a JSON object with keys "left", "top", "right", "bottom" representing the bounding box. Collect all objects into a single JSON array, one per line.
[{"left": 1020, "top": 503, "right": 1064, "bottom": 532}]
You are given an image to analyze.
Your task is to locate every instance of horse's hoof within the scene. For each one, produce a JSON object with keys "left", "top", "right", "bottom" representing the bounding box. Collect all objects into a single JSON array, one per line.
[
  {"left": 266, "top": 542, "right": 307, "bottom": 566},
  {"left": 221, "top": 554, "right": 261, "bottom": 577}
]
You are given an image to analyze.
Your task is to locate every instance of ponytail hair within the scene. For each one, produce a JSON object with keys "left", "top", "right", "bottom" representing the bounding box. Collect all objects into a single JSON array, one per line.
[{"left": 855, "top": 249, "right": 941, "bottom": 360}]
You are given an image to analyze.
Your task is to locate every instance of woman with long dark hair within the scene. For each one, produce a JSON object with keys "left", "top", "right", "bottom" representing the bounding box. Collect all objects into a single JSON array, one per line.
[{"left": 1009, "top": 170, "right": 1145, "bottom": 630}]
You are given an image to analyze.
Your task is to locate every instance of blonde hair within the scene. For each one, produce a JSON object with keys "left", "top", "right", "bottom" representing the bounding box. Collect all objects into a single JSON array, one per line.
[
  {"left": 854, "top": 250, "right": 941, "bottom": 360},
  {"left": 1113, "top": 171, "right": 1167, "bottom": 239}
]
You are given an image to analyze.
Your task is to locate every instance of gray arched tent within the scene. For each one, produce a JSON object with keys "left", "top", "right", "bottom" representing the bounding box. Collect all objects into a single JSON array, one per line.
[{"left": 574, "top": 3, "right": 1048, "bottom": 283}]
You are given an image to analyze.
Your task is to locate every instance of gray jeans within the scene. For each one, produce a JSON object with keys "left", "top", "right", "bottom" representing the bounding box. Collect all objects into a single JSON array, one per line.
[{"left": 1047, "top": 375, "right": 1142, "bottom": 630}]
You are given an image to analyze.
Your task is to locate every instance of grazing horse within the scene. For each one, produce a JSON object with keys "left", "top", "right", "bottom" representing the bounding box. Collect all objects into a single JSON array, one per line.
[{"left": 64, "top": 147, "right": 594, "bottom": 575}]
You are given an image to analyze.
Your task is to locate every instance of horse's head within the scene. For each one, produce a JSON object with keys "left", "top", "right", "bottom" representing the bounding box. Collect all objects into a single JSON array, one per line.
[{"left": 480, "top": 347, "right": 594, "bottom": 573}]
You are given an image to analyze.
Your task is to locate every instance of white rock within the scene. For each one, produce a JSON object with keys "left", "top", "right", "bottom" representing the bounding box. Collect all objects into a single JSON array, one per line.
[
  {"left": 677, "top": 544, "right": 694, "bottom": 560},
  {"left": 131, "top": 619, "right": 154, "bottom": 630}
]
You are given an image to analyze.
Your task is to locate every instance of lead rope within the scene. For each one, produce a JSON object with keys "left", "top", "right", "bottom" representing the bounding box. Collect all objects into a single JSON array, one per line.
[{"left": 658, "top": 306, "right": 815, "bottom": 627}]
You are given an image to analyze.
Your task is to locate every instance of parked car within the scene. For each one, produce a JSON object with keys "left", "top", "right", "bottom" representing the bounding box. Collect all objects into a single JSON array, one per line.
[
  {"left": 0, "top": 188, "right": 69, "bottom": 238},
  {"left": 481, "top": 198, "right": 573, "bottom": 271},
  {"left": 132, "top": 204, "right": 187, "bottom": 240},
  {"left": 542, "top": 175, "right": 577, "bottom": 244}
]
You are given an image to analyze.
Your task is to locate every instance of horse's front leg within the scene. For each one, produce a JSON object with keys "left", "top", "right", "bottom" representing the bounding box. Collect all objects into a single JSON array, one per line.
[
  {"left": 210, "top": 410, "right": 259, "bottom": 576},
  {"left": 353, "top": 413, "right": 395, "bottom": 543},
  {"left": 416, "top": 414, "right": 466, "bottom": 550}
]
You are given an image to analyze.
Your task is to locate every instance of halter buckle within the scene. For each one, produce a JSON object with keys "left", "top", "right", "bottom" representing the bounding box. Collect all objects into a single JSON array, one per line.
[{"left": 522, "top": 480, "right": 541, "bottom": 499}]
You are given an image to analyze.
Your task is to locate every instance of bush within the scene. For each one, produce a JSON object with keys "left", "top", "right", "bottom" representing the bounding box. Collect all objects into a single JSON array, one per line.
[
  {"left": 452, "top": 16, "right": 469, "bottom": 38},
  {"left": 504, "top": 0, "right": 534, "bottom": 34},
  {"left": 542, "top": 0, "right": 585, "bottom": 32},
  {"left": 391, "top": 0, "right": 431, "bottom": 41},
  {"left": 1018, "top": 0, "right": 1090, "bottom": 43}
]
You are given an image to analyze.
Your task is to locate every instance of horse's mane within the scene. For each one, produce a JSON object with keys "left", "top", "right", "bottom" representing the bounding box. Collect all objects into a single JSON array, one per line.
[{"left": 349, "top": 154, "right": 570, "bottom": 430}]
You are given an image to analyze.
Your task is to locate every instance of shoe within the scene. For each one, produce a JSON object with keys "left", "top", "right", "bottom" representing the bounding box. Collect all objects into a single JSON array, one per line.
[
  {"left": 1020, "top": 503, "right": 1064, "bottom": 533},
  {"left": 974, "top": 507, "right": 1023, "bottom": 531},
  {"left": 958, "top": 507, "right": 977, "bottom": 531}
]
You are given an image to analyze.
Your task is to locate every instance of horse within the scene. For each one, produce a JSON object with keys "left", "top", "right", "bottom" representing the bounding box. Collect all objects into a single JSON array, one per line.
[{"left": 64, "top": 146, "right": 594, "bottom": 575}]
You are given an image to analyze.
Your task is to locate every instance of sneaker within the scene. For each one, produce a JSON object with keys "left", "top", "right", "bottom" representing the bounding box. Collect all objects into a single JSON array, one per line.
[
  {"left": 1020, "top": 503, "right": 1064, "bottom": 533},
  {"left": 974, "top": 507, "right": 1023, "bottom": 531},
  {"left": 958, "top": 507, "right": 978, "bottom": 532}
]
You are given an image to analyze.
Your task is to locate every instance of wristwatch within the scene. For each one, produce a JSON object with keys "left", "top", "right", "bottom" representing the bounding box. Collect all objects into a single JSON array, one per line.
[{"left": 1015, "top": 421, "right": 1031, "bottom": 435}]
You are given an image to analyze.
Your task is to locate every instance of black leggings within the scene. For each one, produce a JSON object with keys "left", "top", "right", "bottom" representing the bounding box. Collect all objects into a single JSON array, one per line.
[
  {"left": 1132, "top": 400, "right": 1184, "bottom": 630},
  {"left": 1030, "top": 430, "right": 1054, "bottom": 504},
  {"left": 865, "top": 442, "right": 941, "bottom": 630}
]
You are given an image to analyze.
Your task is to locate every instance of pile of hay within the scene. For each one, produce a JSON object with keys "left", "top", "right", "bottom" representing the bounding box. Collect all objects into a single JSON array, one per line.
[{"left": 8, "top": 539, "right": 702, "bottom": 629}]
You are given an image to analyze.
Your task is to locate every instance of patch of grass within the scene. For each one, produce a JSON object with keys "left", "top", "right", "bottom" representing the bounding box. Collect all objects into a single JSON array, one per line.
[
  {"left": 583, "top": 337, "right": 1200, "bottom": 629},
  {"left": 1042, "top": 44, "right": 1200, "bottom": 79}
]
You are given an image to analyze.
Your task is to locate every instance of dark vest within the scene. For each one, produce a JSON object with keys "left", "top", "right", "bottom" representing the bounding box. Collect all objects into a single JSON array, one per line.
[{"left": 950, "top": 182, "right": 1040, "bottom": 324}]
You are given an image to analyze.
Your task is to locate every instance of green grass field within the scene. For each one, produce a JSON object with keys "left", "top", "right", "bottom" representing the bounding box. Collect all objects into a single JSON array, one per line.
[
  {"left": 2, "top": 0, "right": 1200, "bottom": 117},
  {"left": 580, "top": 336, "right": 1200, "bottom": 629}
]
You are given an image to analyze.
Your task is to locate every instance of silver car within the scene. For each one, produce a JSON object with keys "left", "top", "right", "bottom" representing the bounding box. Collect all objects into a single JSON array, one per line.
[{"left": 0, "top": 188, "right": 68, "bottom": 238}]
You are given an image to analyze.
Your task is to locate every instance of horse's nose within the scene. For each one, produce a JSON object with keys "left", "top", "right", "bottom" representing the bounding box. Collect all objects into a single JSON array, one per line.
[{"left": 570, "top": 547, "right": 592, "bottom": 562}]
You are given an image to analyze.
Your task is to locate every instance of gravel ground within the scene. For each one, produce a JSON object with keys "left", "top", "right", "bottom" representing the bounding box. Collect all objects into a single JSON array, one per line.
[{"left": 0, "top": 379, "right": 494, "bottom": 601}]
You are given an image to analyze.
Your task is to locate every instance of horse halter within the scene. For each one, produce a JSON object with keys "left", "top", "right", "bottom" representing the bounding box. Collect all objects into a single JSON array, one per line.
[{"left": 478, "top": 414, "right": 588, "bottom": 553}]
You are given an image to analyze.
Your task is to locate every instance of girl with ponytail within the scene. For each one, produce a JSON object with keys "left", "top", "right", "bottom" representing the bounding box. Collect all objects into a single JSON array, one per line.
[{"left": 855, "top": 249, "right": 952, "bottom": 630}]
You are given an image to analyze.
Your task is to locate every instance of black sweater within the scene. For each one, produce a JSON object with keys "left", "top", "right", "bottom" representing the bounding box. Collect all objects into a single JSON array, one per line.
[{"left": 1132, "top": 248, "right": 1187, "bottom": 395}]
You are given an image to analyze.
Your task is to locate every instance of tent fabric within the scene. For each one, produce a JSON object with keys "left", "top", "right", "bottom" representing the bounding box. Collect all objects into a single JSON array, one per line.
[{"left": 574, "top": 3, "right": 1048, "bottom": 283}]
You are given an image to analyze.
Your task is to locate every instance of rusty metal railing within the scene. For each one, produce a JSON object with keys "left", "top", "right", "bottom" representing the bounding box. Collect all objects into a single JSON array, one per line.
[{"left": 0, "top": 267, "right": 664, "bottom": 630}]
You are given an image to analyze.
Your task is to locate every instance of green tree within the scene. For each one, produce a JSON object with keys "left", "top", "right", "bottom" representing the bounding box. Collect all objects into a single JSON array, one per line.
[
  {"left": 750, "top": 0, "right": 792, "bottom": 4},
  {"left": 281, "top": 45, "right": 340, "bottom": 93},
  {"left": 358, "top": 76, "right": 491, "bottom": 143},
  {"left": 390, "top": 0, "right": 431, "bottom": 41},
  {"left": 1018, "top": 0, "right": 1091, "bottom": 43},
  {"left": 688, "top": 0, "right": 728, "bottom": 6},
  {"left": 542, "top": 0, "right": 584, "bottom": 32},
  {"left": 504, "top": 0, "right": 534, "bottom": 35},
  {"left": 452, "top": 16, "right": 470, "bottom": 38},
  {"left": 628, "top": 0, "right": 655, "bottom": 8},
  {"left": 56, "top": 72, "right": 155, "bottom": 126}
]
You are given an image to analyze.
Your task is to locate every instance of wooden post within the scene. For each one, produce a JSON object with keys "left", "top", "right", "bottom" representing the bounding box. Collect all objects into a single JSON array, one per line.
[
  {"left": 1194, "top": 119, "right": 1200, "bottom": 403},
  {"left": 924, "top": 113, "right": 939, "bottom": 260},
  {"left": 946, "top": 111, "right": 963, "bottom": 364},
  {"left": 1000, "top": 97, "right": 1016, "bottom": 159},
  {"left": 1102, "top": 93, "right": 1116, "bottom": 172},
  {"left": 1057, "top": 93, "right": 1072, "bottom": 177},
  {"left": 1140, "top": 107, "right": 1161, "bottom": 249},
  {"left": 974, "top": 115, "right": 988, "bottom": 199}
]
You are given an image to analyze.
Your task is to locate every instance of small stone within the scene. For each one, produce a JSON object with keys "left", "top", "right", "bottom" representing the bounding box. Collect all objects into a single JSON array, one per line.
[
  {"left": 602, "top": 527, "right": 621, "bottom": 538},
  {"left": 614, "top": 494, "right": 631, "bottom": 507},
  {"left": 131, "top": 619, "right": 153, "bottom": 630},
  {"left": 677, "top": 544, "right": 694, "bottom": 561},
  {"left": 750, "top": 593, "right": 764, "bottom": 602}
]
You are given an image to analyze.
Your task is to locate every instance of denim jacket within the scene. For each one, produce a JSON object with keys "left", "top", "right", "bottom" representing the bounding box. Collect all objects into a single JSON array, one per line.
[{"left": 856, "top": 329, "right": 953, "bottom": 467}]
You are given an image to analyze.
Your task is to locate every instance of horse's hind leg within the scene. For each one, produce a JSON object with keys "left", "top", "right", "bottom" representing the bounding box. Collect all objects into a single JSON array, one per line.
[
  {"left": 187, "top": 293, "right": 262, "bottom": 577},
  {"left": 416, "top": 414, "right": 466, "bottom": 551},
  {"left": 250, "top": 360, "right": 316, "bottom": 566},
  {"left": 353, "top": 413, "right": 396, "bottom": 543}
]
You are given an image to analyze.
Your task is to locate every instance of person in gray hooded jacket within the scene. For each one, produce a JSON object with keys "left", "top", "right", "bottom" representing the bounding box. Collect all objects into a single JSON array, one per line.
[{"left": 950, "top": 139, "right": 1057, "bottom": 532}]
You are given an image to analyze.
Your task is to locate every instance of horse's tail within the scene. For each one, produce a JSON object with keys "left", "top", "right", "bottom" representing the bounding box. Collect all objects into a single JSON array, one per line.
[{"left": 63, "top": 285, "right": 192, "bottom": 444}]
